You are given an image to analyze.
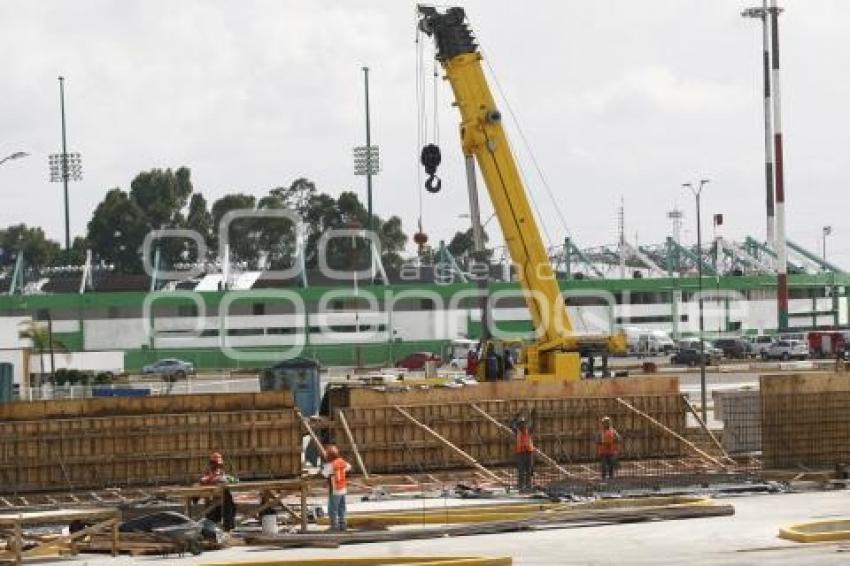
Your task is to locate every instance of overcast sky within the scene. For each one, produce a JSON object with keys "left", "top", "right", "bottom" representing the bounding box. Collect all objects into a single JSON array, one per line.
[{"left": 1, "top": 0, "right": 848, "bottom": 268}]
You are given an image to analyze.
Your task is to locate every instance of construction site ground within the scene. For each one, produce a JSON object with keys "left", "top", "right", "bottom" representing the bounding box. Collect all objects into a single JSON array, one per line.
[{"left": 52, "top": 489, "right": 850, "bottom": 565}]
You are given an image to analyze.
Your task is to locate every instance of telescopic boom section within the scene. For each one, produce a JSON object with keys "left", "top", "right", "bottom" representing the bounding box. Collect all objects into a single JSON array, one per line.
[
  {"left": 418, "top": 6, "right": 571, "bottom": 345},
  {"left": 418, "top": 7, "right": 626, "bottom": 379}
]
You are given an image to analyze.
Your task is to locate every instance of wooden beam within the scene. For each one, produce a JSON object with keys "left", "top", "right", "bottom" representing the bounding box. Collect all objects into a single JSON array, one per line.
[
  {"left": 681, "top": 394, "right": 735, "bottom": 465},
  {"left": 336, "top": 409, "right": 370, "bottom": 480},
  {"left": 393, "top": 406, "right": 506, "bottom": 486},
  {"left": 297, "top": 410, "right": 326, "bottom": 460},
  {"left": 468, "top": 404, "right": 590, "bottom": 484},
  {"left": 615, "top": 398, "right": 726, "bottom": 469}
]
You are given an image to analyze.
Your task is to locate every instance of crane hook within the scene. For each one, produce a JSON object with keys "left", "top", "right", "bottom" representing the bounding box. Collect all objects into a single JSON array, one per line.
[
  {"left": 420, "top": 143, "right": 442, "bottom": 194},
  {"left": 425, "top": 174, "right": 442, "bottom": 193}
]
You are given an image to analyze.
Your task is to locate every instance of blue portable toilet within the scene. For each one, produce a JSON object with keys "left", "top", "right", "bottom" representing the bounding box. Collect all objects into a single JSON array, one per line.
[
  {"left": 260, "top": 357, "right": 321, "bottom": 416},
  {"left": 0, "top": 363, "right": 13, "bottom": 403}
]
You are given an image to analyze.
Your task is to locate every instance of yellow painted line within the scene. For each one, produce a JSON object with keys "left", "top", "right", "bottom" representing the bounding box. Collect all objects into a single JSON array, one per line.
[
  {"left": 779, "top": 519, "right": 850, "bottom": 543},
  {"left": 202, "top": 557, "right": 512, "bottom": 566}
]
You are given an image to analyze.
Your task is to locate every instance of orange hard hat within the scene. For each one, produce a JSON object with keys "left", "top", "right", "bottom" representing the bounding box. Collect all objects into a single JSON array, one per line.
[
  {"left": 210, "top": 451, "right": 224, "bottom": 465},
  {"left": 325, "top": 445, "right": 339, "bottom": 460}
]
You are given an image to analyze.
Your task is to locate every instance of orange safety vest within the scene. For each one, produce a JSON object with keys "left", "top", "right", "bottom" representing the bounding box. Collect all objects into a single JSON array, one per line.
[
  {"left": 598, "top": 428, "right": 619, "bottom": 456},
  {"left": 330, "top": 458, "right": 349, "bottom": 492},
  {"left": 515, "top": 429, "right": 534, "bottom": 454}
]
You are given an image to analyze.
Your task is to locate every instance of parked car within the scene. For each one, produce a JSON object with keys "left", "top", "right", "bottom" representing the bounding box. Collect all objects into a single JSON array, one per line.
[
  {"left": 764, "top": 340, "right": 809, "bottom": 361},
  {"left": 748, "top": 335, "right": 775, "bottom": 358},
  {"left": 141, "top": 359, "right": 195, "bottom": 380},
  {"left": 677, "top": 339, "right": 723, "bottom": 359},
  {"left": 713, "top": 338, "right": 751, "bottom": 360},
  {"left": 395, "top": 352, "right": 441, "bottom": 371},
  {"left": 671, "top": 348, "right": 716, "bottom": 367}
]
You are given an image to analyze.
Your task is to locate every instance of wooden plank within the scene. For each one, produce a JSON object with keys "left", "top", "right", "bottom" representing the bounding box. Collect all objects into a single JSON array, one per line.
[
  {"left": 393, "top": 406, "right": 505, "bottom": 486},
  {"left": 468, "top": 404, "right": 589, "bottom": 483},
  {"left": 346, "top": 377, "right": 680, "bottom": 408},
  {"left": 615, "top": 398, "right": 725, "bottom": 469},
  {"left": 681, "top": 395, "right": 735, "bottom": 464},
  {"left": 297, "top": 410, "right": 326, "bottom": 460},
  {"left": 336, "top": 409, "right": 370, "bottom": 480}
]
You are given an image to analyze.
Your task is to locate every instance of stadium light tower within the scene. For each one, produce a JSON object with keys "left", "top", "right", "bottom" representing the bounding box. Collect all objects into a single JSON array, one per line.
[{"left": 48, "top": 77, "right": 83, "bottom": 262}]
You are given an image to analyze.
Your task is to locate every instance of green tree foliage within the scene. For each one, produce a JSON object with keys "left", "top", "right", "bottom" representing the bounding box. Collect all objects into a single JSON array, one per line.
[
  {"left": 0, "top": 224, "right": 61, "bottom": 267},
  {"left": 85, "top": 169, "right": 409, "bottom": 276},
  {"left": 87, "top": 188, "right": 147, "bottom": 272},
  {"left": 447, "top": 227, "right": 491, "bottom": 260}
]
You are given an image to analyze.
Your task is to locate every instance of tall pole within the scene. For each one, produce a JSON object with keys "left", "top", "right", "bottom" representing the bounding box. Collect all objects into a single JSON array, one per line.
[
  {"left": 59, "top": 76, "right": 71, "bottom": 260},
  {"left": 769, "top": 1, "right": 789, "bottom": 331},
  {"left": 743, "top": 4, "right": 776, "bottom": 248},
  {"left": 362, "top": 67, "right": 373, "bottom": 234},
  {"left": 684, "top": 180, "right": 710, "bottom": 423},
  {"left": 696, "top": 190, "right": 706, "bottom": 423}
]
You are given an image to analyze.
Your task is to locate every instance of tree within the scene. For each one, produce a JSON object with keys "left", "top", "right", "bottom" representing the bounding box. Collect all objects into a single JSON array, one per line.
[
  {"left": 0, "top": 224, "right": 61, "bottom": 268},
  {"left": 185, "top": 193, "right": 213, "bottom": 260},
  {"left": 87, "top": 188, "right": 147, "bottom": 272},
  {"left": 18, "top": 320, "right": 67, "bottom": 385},
  {"left": 447, "top": 227, "right": 491, "bottom": 260},
  {"left": 210, "top": 193, "right": 259, "bottom": 266},
  {"left": 129, "top": 167, "right": 193, "bottom": 230}
]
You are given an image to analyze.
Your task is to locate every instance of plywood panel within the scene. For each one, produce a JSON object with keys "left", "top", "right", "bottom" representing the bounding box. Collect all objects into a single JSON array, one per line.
[
  {"left": 343, "top": 376, "right": 680, "bottom": 408},
  {"left": 0, "top": 391, "right": 294, "bottom": 421},
  {"left": 335, "top": 394, "right": 685, "bottom": 474}
]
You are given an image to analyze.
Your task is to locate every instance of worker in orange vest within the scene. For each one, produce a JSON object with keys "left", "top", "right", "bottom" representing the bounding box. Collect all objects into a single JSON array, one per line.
[
  {"left": 321, "top": 445, "right": 352, "bottom": 531},
  {"left": 199, "top": 451, "right": 237, "bottom": 531},
  {"left": 511, "top": 412, "right": 535, "bottom": 492},
  {"left": 596, "top": 416, "right": 622, "bottom": 480}
]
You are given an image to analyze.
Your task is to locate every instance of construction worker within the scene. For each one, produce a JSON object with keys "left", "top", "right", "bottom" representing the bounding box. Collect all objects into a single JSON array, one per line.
[
  {"left": 321, "top": 445, "right": 352, "bottom": 531},
  {"left": 511, "top": 412, "right": 535, "bottom": 492},
  {"left": 596, "top": 417, "right": 622, "bottom": 480},
  {"left": 466, "top": 347, "right": 479, "bottom": 378},
  {"left": 199, "top": 451, "right": 237, "bottom": 531}
]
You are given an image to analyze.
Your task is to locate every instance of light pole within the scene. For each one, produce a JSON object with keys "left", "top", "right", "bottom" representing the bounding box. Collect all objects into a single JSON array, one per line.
[
  {"left": 0, "top": 152, "right": 29, "bottom": 167},
  {"left": 49, "top": 77, "right": 83, "bottom": 262},
  {"left": 822, "top": 225, "right": 832, "bottom": 263},
  {"left": 683, "top": 178, "right": 710, "bottom": 422},
  {"left": 353, "top": 67, "right": 379, "bottom": 232}
]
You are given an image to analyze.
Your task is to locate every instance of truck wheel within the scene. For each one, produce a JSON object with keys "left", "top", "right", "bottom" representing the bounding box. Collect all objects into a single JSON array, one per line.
[{"left": 781, "top": 352, "right": 790, "bottom": 361}]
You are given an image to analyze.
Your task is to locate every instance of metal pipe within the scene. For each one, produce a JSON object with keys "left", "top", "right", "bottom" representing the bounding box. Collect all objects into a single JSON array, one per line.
[{"left": 464, "top": 156, "right": 485, "bottom": 253}]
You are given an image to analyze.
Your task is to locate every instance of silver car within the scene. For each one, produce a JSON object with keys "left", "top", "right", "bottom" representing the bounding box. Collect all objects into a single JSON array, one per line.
[
  {"left": 765, "top": 340, "right": 809, "bottom": 361},
  {"left": 141, "top": 359, "right": 195, "bottom": 380}
]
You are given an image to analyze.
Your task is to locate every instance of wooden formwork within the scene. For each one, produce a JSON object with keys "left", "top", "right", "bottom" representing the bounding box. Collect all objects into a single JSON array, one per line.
[
  {"left": 0, "top": 392, "right": 302, "bottom": 493},
  {"left": 761, "top": 372, "right": 850, "bottom": 469},
  {"left": 334, "top": 393, "right": 685, "bottom": 474}
]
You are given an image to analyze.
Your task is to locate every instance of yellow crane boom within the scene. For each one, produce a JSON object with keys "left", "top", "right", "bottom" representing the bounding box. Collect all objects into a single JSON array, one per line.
[{"left": 418, "top": 6, "right": 626, "bottom": 381}]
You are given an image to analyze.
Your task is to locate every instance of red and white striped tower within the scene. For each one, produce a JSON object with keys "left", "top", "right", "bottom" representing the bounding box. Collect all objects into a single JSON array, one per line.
[
  {"left": 743, "top": 2, "right": 777, "bottom": 249},
  {"left": 770, "top": 0, "right": 789, "bottom": 330}
]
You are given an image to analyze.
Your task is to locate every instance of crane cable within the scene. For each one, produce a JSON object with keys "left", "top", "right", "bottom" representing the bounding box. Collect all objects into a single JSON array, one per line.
[{"left": 414, "top": 9, "right": 426, "bottom": 229}]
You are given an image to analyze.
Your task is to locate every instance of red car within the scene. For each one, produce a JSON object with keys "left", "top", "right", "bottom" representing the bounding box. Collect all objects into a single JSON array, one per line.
[{"left": 395, "top": 352, "right": 441, "bottom": 370}]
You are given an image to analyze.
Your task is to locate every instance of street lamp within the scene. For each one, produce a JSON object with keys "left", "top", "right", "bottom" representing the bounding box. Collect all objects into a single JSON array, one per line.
[
  {"left": 822, "top": 225, "right": 832, "bottom": 263},
  {"left": 0, "top": 151, "right": 29, "bottom": 167},
  {"left": 682, "top": 178, "right": 710, "bottom": 422}
]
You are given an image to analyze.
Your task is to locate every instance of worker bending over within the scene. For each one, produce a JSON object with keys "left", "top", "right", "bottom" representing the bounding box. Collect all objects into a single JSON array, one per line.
[
  {"left": 321, "top": 445, "right": 352, "bottom": 531},
  {"left": 511, "top": 412, "right": 535, "bottom": 492},
  {"left": 596, "top": 417, "right": 622, "bottom": 480},
  {"left": 199, "top": 451, "right": 238, "bottom": 531}
]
